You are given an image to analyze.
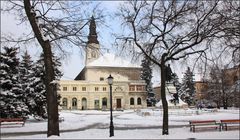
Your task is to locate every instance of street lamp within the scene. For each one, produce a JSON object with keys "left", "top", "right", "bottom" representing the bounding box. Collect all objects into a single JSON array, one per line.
[{"left": 107, "top": 74, "right": 114, "bottom": 137}]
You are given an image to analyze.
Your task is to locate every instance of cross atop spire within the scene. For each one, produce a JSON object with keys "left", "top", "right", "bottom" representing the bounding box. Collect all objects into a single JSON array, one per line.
[{"left": 88, "top": 16, "right": 99, "bottom": 44}]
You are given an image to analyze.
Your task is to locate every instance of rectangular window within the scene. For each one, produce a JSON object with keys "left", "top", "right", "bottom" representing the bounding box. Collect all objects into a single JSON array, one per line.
[
  {"left": 73, "top": 87, "right": 77, "bottom": 91},
  {"left": 100, "top": 77, "right": 104, "bottom": 81},
  {"left": 95, "top": 87, "right": 99, "bottom": 91},
  {"left": 129, "top": 85, "right": 135, "bottom": 91},
  {"left": 103, "top": 87, "right": 107, "bottom": 91},
  {"left": 82, "top": 87, "right": 86, "bottom": 91},
  {"left": 63, "top": 87, "right": 67, "bottom": 91},
  {"left": 137, "top": 85, "right": 143, "bottom": 91}
]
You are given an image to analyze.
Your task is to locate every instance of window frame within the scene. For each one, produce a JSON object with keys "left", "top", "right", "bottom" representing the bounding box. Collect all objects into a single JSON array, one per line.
[
  {"left": 103, "top": 87, "right": 107, "bottom": 91},
  {"left": 95, "top": 87, "right": 99, "bottom": 91},
  {"left": 130, "top": 97, "right": 134, "bottom": 105},
  {"left": 63, "top": 87, "right": 67, "bottom": 91},
  {"left": 73, "top": 87, "right": 77, "bottom": 91},
  {"left": 82, "top": 87, "right": 86, "bottom": 91},
  {"left": 137, "top": 97, "right": 142, "bottom": 105},
  {"left": 129, "top": 85, "right": 135, "bottom": 91}
]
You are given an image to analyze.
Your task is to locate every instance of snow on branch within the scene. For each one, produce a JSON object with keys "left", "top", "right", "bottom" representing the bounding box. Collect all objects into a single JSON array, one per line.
[{"left": 50, "top": 80, "right": 59, "bottom": 85}]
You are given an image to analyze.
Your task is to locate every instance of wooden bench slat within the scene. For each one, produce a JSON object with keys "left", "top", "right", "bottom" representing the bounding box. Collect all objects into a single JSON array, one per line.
[
  {"left": 0, "top": 118, "right": 25, "bottom": 127},
  {"left": 1, "top": 118, "right": 24, "bottom": 121},
  {"left": 190, "top": 120, "right": 216, "bottom": 123},
  {"left": 221, "top": 119, "right": 240, "bottom": 123},
  {"left": 189, "top": 120, "right": 220, "bottom": 133},
  {"left": 190, "top": 119, "right": 240, "bottom": 132},
  {"left": 220, "top": 119, "right": 240, "bottom": 131}
]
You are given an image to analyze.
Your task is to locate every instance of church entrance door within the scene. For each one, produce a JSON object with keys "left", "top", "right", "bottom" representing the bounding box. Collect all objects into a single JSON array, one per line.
[
  {"left": 94, "top": 100, "right": 99, "bottom": 110},
  {"left": 116, "top": 99, "right": 121, "bottom": 109},
  {"left": 102, "top": 97, "right": 107, "bottom": 110},
  {"left": 82, "top": 98, "right": 87, "bottom": 110}
]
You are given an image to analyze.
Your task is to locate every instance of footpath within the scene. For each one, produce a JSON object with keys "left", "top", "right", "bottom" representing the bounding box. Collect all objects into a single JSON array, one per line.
[{"left": 0, "top": 123, "right": 189, "bottom": 138}]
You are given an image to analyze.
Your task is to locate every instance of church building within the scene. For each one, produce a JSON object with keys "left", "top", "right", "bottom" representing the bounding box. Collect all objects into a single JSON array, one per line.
[{"left": 59, "top": 17, "right": 147, "bottom": 110}]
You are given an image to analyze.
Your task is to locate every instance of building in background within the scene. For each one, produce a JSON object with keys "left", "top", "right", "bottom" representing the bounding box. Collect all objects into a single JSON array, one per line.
[
  {"left": 58, "top": 17, "right": 147, "bottom": 110},
  {"left": 194, "top": 81, "right": 208, "bottom": 101},
  {"left": 194, "top": 65, "right": 240, "bottom": 107}
]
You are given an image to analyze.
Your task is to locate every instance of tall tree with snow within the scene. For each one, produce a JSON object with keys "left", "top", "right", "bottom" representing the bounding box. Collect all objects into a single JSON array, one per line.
[
  {"left": 19, "top": 51, "right": 48, "bottom": 119},
  {"left": 0, "top": 47, "right": 29, "bottom": 118},
  {"left": 31, "top": 55, "right": 48, "bottom": 119},
  {"left": 40, "top": 53, "right": 63, "bottom": 105},
  {"left": 172, "top": 73, "right": 181, "bottom": 92},
  {"left": 2, "top": 1, "right": 104, "bottom": 135},
  {"left": 140, "top": 55, "right": 155, "bottom": 106},
  {"left": 29, "top": 52, "right": 63, "bottom": 119},
  {"left": 39, "top": 53, "right": 63, "bottom": 91},
  {"left": 19, "top": 51, "right": 35, "bottom": 116},
  {"left": 179, "top": 67, "right": 195, "bottom": 106}
]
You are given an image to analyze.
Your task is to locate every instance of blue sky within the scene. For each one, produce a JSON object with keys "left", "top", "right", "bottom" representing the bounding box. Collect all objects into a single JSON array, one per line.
[
  {"left": 1, "top": 1, "right": 203, "bottom": 84},
  {"left": 1, "top": 1, "right": 124, "bottom": 80}
]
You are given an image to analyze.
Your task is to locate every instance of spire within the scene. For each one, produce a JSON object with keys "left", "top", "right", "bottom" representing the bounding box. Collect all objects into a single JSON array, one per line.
[{"left": 88, "top": 16, "right": 99, "bottom": 44}]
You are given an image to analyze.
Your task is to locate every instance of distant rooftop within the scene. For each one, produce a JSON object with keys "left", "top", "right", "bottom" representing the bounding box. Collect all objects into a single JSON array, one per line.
[{"left": 87, "top": 53, "right": 141, "bottom": 68}]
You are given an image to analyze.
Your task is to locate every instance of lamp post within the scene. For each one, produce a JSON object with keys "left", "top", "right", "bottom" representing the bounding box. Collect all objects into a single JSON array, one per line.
[{"left": 107, "top": 74, "right": 114, "bottom": 137}]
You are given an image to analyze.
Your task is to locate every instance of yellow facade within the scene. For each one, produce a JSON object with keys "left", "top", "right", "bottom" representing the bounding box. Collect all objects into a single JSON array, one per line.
[
  {"left": 59, "top": 79, "right": 147, "bottom": 110},
  {"left": 58, "top": 16, "right": 147, "bottom": 110}
]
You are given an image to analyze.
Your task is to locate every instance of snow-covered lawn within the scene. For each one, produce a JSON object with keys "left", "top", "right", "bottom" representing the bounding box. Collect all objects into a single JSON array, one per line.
[{"left": 1, "top": 108, "right": 239, "bottom": 139}]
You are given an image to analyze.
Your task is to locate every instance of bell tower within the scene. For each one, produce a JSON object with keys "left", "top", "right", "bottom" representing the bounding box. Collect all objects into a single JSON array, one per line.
[{"left": 86, "top": 16, "right": 100, "bottom": 65}]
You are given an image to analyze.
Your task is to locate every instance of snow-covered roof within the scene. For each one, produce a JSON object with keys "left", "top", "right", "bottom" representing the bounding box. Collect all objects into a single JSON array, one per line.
[{"left": 87, "top": 53, "right": 141, "bottom": 68}]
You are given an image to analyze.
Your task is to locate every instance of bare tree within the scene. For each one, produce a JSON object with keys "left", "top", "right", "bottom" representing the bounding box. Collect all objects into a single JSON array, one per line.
[
  {"left": 207, "top": 65, "right": 228, "bottom": 109},
  {"left": 114, "top": 0, "right": 230, "bottom": 135},
  {"left": 1, "top": 0, "right": 104, "bottom": 137},
  {"left": 206, "top": 64, "right": 238, "bottom": 109},
  {"left": 197, "top": 0, "right": 240, "bottom": 114},
  {"left": 218, "top": 0, "right": 240, "bottom": 63}
]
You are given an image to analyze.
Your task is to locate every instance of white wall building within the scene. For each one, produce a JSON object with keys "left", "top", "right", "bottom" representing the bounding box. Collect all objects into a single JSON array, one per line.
[{"left": 59, "top": 16, "right": 147, "bottom": 110}]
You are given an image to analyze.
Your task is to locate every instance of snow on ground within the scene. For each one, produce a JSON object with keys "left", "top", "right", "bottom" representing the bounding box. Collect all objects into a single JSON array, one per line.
[
  {"left": 2, "top": 127, "right": 239, "bottom": 139},
  {"left": 1, "top": 108, "right": 239, "bottom": 139}
]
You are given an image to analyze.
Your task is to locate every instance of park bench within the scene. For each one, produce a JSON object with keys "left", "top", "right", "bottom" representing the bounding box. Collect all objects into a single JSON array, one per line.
[
  {"left": 0, "top": 118, "right": 25, "bottom": 127},
  {"left": 220, "top": 119, "right": 240, "bottom": 131},
  {"left": 189, "top": 120, "right": 220, "bottom": 132}
]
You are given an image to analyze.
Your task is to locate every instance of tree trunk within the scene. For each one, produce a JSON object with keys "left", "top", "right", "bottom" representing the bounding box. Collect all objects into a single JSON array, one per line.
[
  {"left": 160, "top": 54, "right": 168, "bottom": 135},
  {"left": 222, "top": 92, "right": 228, "bottom": 109},
  {"left": 216, "top": 101, "right": 220, "bottom": 109},
  {"left": 42, "top": 41, "right": 60, "bottom": 137},
  {"left": 223, "top": 98, "right": 228, "bottom": 109},
  {"left": 23, "top": 0, "right": 59, "bottom": 136}
]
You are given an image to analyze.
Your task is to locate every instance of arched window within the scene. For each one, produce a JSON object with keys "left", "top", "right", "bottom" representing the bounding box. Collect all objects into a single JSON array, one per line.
[
  {"left": 82, "top": 98, "right": 87, "bottom": 110},
  {"left": 72, "top": 98, "right": 77, "bottom": 109},
  {"left": 130, "top": 98, "right": 134, "bottom": 105},
  {"left": 62, "top": 98, "right": 67, "bottom": 109},
  {"left": 102, "top": 97, "right": 107, "bottom": 110},
  {"left": 102, "top": 97, "right": 107, "bottom": 106},
  {"left": 137, "top": 97, "right": 142, "bottom": 105}
]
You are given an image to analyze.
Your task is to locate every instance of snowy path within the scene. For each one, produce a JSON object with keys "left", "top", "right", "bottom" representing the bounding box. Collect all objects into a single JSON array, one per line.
[
  {"left": 1, "top": 108, "right": 239, "bottom": 139},
  {"left": 2, "top": 127, "right": 239, "bottom": 139}
]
